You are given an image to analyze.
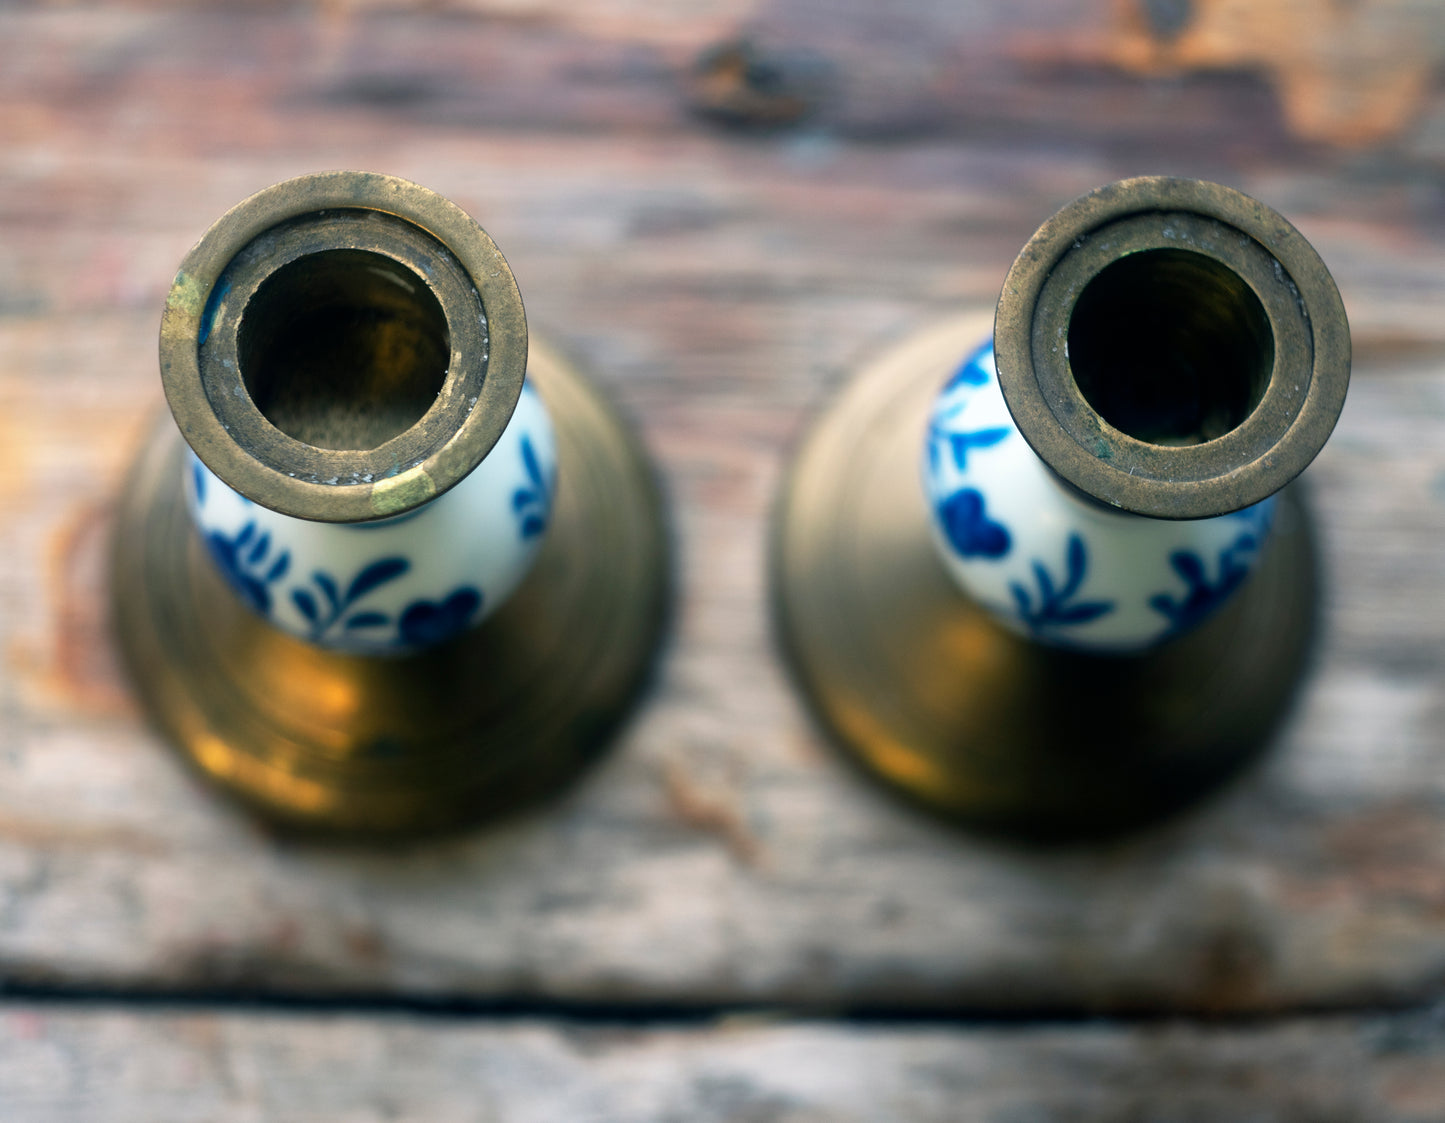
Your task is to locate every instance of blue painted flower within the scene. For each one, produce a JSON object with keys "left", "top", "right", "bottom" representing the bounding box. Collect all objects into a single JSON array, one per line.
[
  {"left": 1009, "top": 533, "right": 1114, "bottom": 636},
  {"left": 937, "top": 488, "right": 1011, "bottom": 559},
  {"left": 203, "top": 521, "right": 290, "bottom": 616},
  {"left": 398, "top": 588, "right": 482, "bottom": 647}
]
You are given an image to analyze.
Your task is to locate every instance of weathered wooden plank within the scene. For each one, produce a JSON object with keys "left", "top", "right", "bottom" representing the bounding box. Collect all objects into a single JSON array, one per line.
[
  {"left": 0, "top": 7, "right": 1442, "bottom": 1015},
  {"left": 0, "top": 0, "right": 1409, "bottom": 155},
  {"left": 1, "top": 1004, "right": 1443, "bottom": 1122}
]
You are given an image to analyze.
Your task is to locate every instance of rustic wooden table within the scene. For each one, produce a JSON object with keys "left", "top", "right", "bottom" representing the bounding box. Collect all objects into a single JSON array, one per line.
[{"left": 2, "top": 2, "right": 1443, "bottom": 1119}]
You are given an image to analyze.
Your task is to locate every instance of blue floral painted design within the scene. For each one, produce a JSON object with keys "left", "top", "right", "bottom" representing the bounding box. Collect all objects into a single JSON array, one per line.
[
  {"left": 512, "top": 435, "right": 552, "bottom": 541},
  {"left": 937, "top": 488, "right": 1011, "bottom": 559},
  {"left": 1150, "top": 527, "right": 1264, "bottom": 636},
  {"left": 923, "top": 335, "right": 1282, "bottom": 651},
  {"left": 928, "top": 423, "right": 1010, "bottom": 476},
  {"left": 928, "top": 344, "right": 1014, "bottom": 562},
  {"left": 943, "top": 342, "right": 993, "bottom": 392},
  {"left": 203, "top": 521, "right": 291, "bottom": 616},
  {"left": 398, "top": 588, "right": 483, "bottom": 647},
  {"left": 1009, "top": 534, "right": 1114, "bottom": 637},
  {"left": 928, "top": 349, "right": 1004, "bottom": 466},
  {"left": 185, "top": 376, "right": 557, "bottom": 655},
  {"left": 292, "top": 557, "right": 411, "bottom": 643}
]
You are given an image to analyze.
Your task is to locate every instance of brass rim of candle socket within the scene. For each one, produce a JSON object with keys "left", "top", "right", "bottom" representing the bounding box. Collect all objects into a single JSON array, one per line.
[
  {"left": 161, "top": 171, "right": 529, "bottom": 524},
  {"left": 774, "top": 187, "right": 1341, "bottom": 838},
  {"left": 996, "top": 176, "right": 1350, "bottom": 519},
  {"left": 116, "top": 172, "right": 670, "bottom": 837}
]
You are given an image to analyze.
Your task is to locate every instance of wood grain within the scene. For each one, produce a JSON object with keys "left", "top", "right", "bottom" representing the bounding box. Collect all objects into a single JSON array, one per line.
[
  {"left": 2, "top": 1005, "right": 1444, "bottom": 1122},
  {"left": 0, "top": 4, "right": 1442, "bottom": 1021}
]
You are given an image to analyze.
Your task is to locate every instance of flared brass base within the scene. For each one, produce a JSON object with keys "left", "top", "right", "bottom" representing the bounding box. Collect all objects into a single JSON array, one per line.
[
  {"left": 113, "top": 339, "right": 669, "bottom": 837},
  {"left": 773, "top": 314, "right": 1319, "bottom": 841}
]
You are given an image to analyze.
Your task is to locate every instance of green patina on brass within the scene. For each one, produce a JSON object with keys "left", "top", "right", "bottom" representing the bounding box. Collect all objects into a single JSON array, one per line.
[{"left": 370, "top": 467, "right": 437, "bottom": 516}]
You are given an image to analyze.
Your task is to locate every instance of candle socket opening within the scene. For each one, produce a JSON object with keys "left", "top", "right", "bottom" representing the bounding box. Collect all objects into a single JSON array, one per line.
[
  {"left": 1067, "top": 248, "right": 1272, "bottom": 447},
  {"left": 238, "top": 248, "right": 450, "bottom": 452},
  {"left": 996, "top": 178, "right": 1347, "bottom": 518}
]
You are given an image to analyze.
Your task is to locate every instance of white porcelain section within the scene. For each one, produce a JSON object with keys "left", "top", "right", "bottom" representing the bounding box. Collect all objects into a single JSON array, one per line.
[
  {"left": 923, "top": 340, "right": 1274, "bottom": 652},
  {"left": 187, "top": 381, "right": 557, "bottom": 654}
]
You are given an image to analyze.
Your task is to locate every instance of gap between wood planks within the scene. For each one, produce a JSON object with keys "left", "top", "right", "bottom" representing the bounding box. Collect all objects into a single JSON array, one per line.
[{"left": 1, "top": 978, "right": 1442, "bottom": 1030}]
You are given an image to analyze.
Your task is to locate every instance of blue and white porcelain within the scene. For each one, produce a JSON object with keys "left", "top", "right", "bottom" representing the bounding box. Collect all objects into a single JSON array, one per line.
[
  {"left": 187, "top": 380, "right": 557, "bottom": 654},
  {"left": 923, "top": 340, "right": 1274, "bottom": 652}
]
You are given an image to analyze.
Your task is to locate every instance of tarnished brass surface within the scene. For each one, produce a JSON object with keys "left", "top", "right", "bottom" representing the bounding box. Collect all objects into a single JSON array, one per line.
[
  {"left": 113, "top": 340, "right": 669, "bottom": 836},
  {"left": 161, "top": 172, "right": 528, "bottom": 524},
  {"left": 772, "top": 314, "right": 1317, "bottom": 840},
  {"left": 995, "top": 177, "right": 1350, "bottom": 519}
]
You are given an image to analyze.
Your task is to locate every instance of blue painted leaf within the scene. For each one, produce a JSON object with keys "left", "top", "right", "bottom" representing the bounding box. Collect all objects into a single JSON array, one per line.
[
  {"left": 1032, "top": 560, "right": 1056, "bottom": 604},
  {"left": 292, "top": 588, "right": 319, "bottom": 624},
  {"left": 521, "top": 514, "right": 546, "bottom": 539},
  {"left": 1059, "top": 534, "right": 1087, "bottom": 600},
  {"left": 1171, "top": 551, "right": 1206, "bottom": 585},
  {"left": 204, "top": 533, "right": 237, "bottom": 569},
  {"left": 234, "top": 521, "right": 255, "bottom": 548},
  {"left": 191, "top": 462, "right": 207, "bottom": 504},
  {"left": 947, "top": 427, "right": 1009, "bottom": 471},
  {"left": 313, "top": 571, "right": 340, "bottom": 613},
  {"left": 343, "top": 611, "right": 390, "bottom": 631},
  {"left": 244, "top": 578, "right": 271, "bottom": 615},
  {"left": 1009, "top": 534, "right": 1115, "bottom": 636},
  {"left": 265, "top": 551, "right": 291, "bottom": 583},
  {"left": 1054, "top": 601, "right": 1113, "bottom": 625},
  {"left": 246, "top": 531, "right": 271, "bottom": 565},
  {"left": 512, "top": 487, "right": 534, "bottom": 512},
  {"left": 521, "top": 436, "right": 545, "bottom": 491},
  {"left": 944, "top": 352, "right": 990, "bottom": 390},
  {"left": 346, "top": 557, "right": 410, "bottom": 603},
  {"left": 1149, "top": 593, "right": 1177, "bottom": 618}
]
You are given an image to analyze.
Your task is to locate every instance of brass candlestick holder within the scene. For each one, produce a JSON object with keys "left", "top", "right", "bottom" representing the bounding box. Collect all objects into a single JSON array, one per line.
[
  {"left": 773, "top": 178, "right": 1349, "bottom": 840},
  {"left": 112, "top": 172, "right": 669, "bottom": 836}
]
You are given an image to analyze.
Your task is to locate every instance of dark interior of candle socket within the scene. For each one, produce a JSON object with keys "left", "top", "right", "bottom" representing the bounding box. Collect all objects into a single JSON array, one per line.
[
  {"left": 238, "top": 249, "right": 450, "bottom": 451},
  {"left": 1067, "top": 247, "right": 1273, "bottom": 446}
]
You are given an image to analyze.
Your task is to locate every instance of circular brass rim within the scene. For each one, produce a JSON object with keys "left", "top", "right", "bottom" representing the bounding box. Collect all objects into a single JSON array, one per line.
[
  {"left": 772, "top": 313, "right": 1319, "bottom": 839},
  {"left": 995, "top": 176, "right": 1350, "bottom": 519},
  {"left": 160, "top": 171, "right": 528, "bottom": 523},
  {"left": 115, "top": 339, "right": 669, "bottom": 837}
]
